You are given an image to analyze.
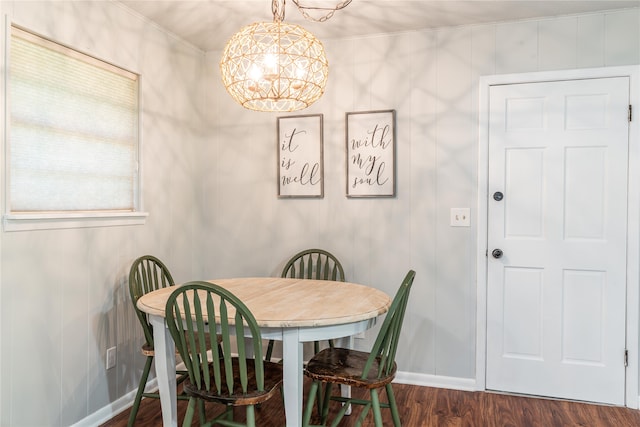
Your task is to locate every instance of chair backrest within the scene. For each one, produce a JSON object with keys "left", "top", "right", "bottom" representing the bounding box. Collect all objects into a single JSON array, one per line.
[
  {"left": 362, "top": 270, "right": 416, "bottom": 380},
  {"left": 165, "top": 281, "right": 267, "bottom": 395},
  {"left": 129, "top": 255, "right": 175, "bottom": 347},
  {"left": 281, "top": 249, "right": 345, "bottom": 281}
]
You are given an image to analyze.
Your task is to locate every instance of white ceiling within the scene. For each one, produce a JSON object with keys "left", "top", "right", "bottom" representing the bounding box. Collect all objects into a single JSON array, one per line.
[{"left": 118, "top": 0, "right": 640, "bottom": 52}]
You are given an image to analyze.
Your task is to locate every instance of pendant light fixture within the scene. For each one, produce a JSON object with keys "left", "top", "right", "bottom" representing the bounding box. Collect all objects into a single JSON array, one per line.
[{"left": 220, "top": 0, "right": 350, "bottom": 112}]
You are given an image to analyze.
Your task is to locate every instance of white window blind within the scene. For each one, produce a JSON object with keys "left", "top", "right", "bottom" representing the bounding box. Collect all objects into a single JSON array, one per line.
[{"left": 8, "top": 26, "right": 140, "bottom": 214}]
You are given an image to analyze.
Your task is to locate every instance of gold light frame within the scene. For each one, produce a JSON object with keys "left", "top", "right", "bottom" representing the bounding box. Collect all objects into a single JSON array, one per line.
[
  {"left": 220, "top": 20, "right": 328, "bottom": 112},
  {"left": 220, "top": 0, "right": 333, "bottom": 112}
]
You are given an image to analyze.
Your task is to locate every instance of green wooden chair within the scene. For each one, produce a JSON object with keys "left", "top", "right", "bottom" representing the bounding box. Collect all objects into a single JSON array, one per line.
[
  {"left": 165, "top": 281, "right": 283, "bottom": 427},
  {"left": 266, "top": 249, "right": 346, "bottom": 362},
  {"left": 128, "top": 255, "right": 191, "bottom": 426},
  {"left": 302, "top": 270, "right": 416, "bottom": 427},
  {"left": 281, "top": 248, "right": 346, "bottom": 282}
]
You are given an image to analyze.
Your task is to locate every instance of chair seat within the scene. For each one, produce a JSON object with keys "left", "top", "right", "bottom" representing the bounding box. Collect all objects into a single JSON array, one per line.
[
  {"left": 305, "top": 347, "right": 397, "bottom": 389},
  {"left": 184, "top": 358, "right": 283, "bottom": 406},
  {"left": 141, "top": 342, "right": 155, "bottom": 357}
]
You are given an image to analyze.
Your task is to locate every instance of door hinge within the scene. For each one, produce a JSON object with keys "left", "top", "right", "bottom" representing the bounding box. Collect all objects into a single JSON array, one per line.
[
  {"left": 630, "top": 105, "right": 633, "bottom": 122},
  {"left": 624, "top": 349, "right": 629, "bottom": 367}
]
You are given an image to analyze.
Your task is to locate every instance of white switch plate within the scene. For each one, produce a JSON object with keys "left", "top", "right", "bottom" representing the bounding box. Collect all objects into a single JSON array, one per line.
[
  {"left": 106, "top": 346, "right": 116, "bottom": 370},
  {"left": 450, "top": 208, "right": 470, "bottom": 227}
]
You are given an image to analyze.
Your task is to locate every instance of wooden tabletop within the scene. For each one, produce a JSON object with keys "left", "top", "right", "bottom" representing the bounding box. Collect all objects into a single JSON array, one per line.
[{"left": 137, "top": 277, "right": 391, "bottom": 328}]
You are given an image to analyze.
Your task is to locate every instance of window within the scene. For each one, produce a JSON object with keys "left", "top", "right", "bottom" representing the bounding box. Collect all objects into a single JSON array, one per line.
[{"left": 5, "top": 25, "right": 146, "bottom": 230}]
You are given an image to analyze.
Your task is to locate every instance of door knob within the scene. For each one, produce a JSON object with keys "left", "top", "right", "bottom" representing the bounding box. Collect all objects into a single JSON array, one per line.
[
  {"left": 492, "top": 249, "right": 503, "bottom": 259},
  {"left": 493, "top": 191, "right": 504, "bottom": 201}
]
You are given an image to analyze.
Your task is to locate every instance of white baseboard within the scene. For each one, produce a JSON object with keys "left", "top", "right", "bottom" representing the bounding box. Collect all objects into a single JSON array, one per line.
[
  {"left": 72, "top": 361, "right": 191, "bottom": 427},
  {"left": 394, "top": 371, "right": 477, "bottom": 391},
  {"left": 69, "top": 377, "right": 158, "bottom": 427}
]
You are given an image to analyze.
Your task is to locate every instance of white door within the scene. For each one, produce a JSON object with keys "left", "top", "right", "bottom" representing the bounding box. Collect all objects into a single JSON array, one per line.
[{"left": 486, "top": 77, "right": 630, "bottom": 405}]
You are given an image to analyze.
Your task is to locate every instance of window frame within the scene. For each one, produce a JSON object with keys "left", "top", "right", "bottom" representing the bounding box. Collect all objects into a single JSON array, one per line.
[{"left": 3, "top": 23, "right": 148, "bottom": 231}]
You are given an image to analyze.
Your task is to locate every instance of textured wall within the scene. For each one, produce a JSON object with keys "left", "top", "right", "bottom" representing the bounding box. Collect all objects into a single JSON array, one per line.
[
  {"left": 203, "top": 8, "right": 640, "bottom": 381},
  {"left": 0, "top": 1, "right": 639, "bottom": 426}
]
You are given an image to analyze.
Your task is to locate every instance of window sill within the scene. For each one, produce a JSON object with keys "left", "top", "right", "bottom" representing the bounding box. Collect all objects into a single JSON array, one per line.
[{"left": 3, "top": 211, "right": 149, "bottom": 232}]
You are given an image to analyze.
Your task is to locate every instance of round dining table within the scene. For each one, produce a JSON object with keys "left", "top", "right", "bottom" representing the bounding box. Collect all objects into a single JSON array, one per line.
[{"left": 136, "top": 276, "right": 392, "bottom": 427}]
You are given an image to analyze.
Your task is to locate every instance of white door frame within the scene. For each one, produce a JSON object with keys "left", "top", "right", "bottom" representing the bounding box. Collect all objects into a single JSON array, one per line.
[{"left": 476, "top": 65, "right": 640, "bottom": 408}]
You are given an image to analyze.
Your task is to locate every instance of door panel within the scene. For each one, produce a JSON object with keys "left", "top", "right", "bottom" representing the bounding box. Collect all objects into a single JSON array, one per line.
[
  {"left": 505, "top": 148, "right": 544, "bottom": 237},
  {"left": 502, "top": 267, "right": 543, "bottom": 359},
  {"left": 565, "top": 147, "right": 606, "bottom": 239},
  {"left": 486, "top": 77, "right": 629, "bottom": 405}
]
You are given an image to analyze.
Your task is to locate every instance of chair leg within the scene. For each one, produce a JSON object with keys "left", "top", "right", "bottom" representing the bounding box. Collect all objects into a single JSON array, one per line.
[
  {"left": 316, "top": 383, "right": 323, "bottom": 417},
  {"left": 330, "top": 395, "right": 352, "bottom": 427},
  {"left": 265, "top": 340, "right": 275, "bottom": 362},
  {"left": 355, "top": 406, "right": 372, "bottom": 427},
  {"left": 303, "top": 381, "right": 320, "bottom": 427},
  {"left": 127, "top": 355, "right": 153, "bottom": 427},
  {"left": 370, "top": 389, "right": 383, "bottom": 427},
  {"left": 197, "top": 399, "right": 206, "bottom": 425},
  {"left": 182, "top": 397, "right": 196, "bottom": 427},
  {"left": 246, "top": 405, "right": 256, "bottom": 427},
  {"left": 321, "top": 383, "right": 333, "bottom": 424},
  {"left": 224, "top": 405, "right": 234, "bottom": 421},
  {"left": 386, "top": 383, "right": 401, "bottom": 427}
]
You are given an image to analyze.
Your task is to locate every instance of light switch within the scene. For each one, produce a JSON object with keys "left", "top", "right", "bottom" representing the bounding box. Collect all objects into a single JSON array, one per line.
[
  {"left": 106, "top": 346, "right": 116, "bottom": 370},
  {"left": 450, "top": 208, "right": 470, "bottom": 227}
]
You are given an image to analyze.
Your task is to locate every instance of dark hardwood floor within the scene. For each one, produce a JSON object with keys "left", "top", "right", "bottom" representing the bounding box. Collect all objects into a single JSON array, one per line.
[{"left": 101, "top": 380, "right": 640, "bottom": 426}]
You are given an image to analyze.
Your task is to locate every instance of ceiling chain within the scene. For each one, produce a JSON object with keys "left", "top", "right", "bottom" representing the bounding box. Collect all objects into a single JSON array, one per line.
[
  {"left": 286, "top": 0, "right": 353, "bottom": 23},
  {"left": 272, "top": 0, "right": 286, "bottom": 22}
]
